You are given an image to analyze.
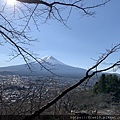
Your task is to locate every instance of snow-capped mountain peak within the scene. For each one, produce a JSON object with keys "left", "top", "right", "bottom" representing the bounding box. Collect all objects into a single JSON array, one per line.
[
  {"left": 42, "top": 56, "right": 55, "bottom": 61},
  {"left": 40, "top": 56, "right": 65, "bottom": 65},
  {"left": 0, "top": 55, "right": 88, "bottom": 79}
]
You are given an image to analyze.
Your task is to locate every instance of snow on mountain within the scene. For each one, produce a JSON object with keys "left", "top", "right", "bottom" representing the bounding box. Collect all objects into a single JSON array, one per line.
[
  {"left": 0, "top": 56, "right": 87, "bottom": 78},
  {"left": 40, "top": 56, "right": 65, "bottom": 65}
]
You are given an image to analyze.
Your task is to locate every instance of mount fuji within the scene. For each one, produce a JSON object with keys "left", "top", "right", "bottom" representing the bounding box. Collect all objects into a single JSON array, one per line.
[
  {"left": 0, "top": 56, "right": 87, "bottom": 78},
  {"left": 35, "top": 56, "right": 65, "bottom": 65}
]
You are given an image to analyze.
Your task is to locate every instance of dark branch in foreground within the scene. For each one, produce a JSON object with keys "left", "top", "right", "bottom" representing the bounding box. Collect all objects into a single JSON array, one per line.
[
  {"left": 17, "top": 0, "right": 110, "bottom": 16},
  {"left": 0, "top": 29, "right": 58, "bottom": 76},
  {"left": 15, "top": 0, "right": 110, "bottom": 31},
  {"left": 0, "top": 0, "right": 110, "bottom": 75},
  {"left": 23, "top": 44, "right": 120, "bottom": 120}
]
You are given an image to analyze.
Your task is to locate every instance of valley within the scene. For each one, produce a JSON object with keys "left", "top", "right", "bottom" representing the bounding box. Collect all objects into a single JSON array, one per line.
[{"left": 0, "top": 56, "right": 119, "bottom": 118}]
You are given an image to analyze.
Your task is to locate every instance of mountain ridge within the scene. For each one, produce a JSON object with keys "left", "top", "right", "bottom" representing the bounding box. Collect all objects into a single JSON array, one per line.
[{"left": 0, "top": 56, "right": 87, "bottom": 78}]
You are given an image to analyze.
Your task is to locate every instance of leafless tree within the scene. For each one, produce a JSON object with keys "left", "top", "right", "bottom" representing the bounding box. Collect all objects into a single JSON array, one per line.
[
  {"left": 23, "top": 44, "right": 120, "bottom": 120},
  {"left": 0, "top": 0, "right": 110, "bottom": 70},
  {"left": 2, "top": 0, "right": 120, "bottom": 120}
]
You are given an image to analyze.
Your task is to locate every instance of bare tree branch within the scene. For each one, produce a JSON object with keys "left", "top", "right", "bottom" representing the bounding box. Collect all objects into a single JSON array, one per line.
[
  {"left": 23, "top": 44, "right": 120, "bottom": 120},
  {"left": 15, "top": 0, "right": 111, "bottom": 30},
  {"left": 0, "top": 0, "right": 110, "bottom": 75},
  {"left": 86, "top": 43, "right": 120, "bottom": 76},
  {"left": 0, "top": 30, "right": 58, "bottom": 76}
]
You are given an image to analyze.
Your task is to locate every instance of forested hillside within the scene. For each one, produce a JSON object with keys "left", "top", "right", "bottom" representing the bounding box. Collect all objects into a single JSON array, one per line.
[{"left": 93, "top": 74, "right": 120, "bottom": 102}]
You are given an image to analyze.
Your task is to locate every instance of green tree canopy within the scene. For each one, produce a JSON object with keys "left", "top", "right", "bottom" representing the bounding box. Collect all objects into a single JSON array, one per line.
[{"left": 93, "top": 74, "right": 120, "bottom": 102}]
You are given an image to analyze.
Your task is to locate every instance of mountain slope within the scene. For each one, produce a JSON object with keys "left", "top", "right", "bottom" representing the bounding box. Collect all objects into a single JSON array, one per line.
[{"left": 0, "top": 56, "right": 87, "bottom": 78}]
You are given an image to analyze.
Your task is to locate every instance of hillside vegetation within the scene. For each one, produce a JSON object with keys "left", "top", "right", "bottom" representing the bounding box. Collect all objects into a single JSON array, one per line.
[{"left": 93, "top": 74, "right": 120, "bottom": 102}]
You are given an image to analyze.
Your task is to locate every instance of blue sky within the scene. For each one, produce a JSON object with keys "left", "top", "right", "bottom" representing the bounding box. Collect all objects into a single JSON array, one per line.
[{"left": 0, "top": 0, "right": 120, "bottom": 73}]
